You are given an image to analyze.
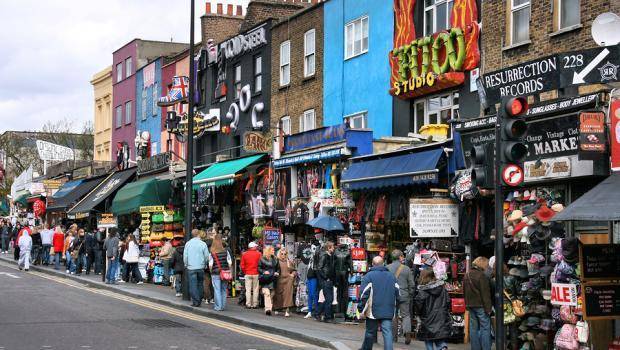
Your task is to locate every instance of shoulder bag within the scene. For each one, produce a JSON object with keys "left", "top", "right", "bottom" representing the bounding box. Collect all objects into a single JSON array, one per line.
[
  {"left": 213, "top": 252, "right": 232, "bottom": 281},
  {"left": 504, "top": 290, "right": 525, "bottom": 317}
]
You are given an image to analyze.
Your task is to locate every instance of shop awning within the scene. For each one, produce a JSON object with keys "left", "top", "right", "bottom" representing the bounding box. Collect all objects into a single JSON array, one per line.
[
  {"left": 47, "top": 177, "right": 105, "bottom": 213},
  {"left": 341, "top": 148, "right": 443, "bottom": 190},
  {"left": 67, "top": 167, "right": 137, "bottom": 218},
  {"left": 110, "top": 177, "right": 172, "bottom": 215},
  {"left": 13, "top": 190, "right": 30, "bottom": 206},
  {"left": 192, "top": 154, "right": 265, "bottom": 189},
  {"left": 0, "top": 199, "right": 9, "bottom": 216},
  {"left": 553, "top": 172, "right": 620, "bottom": 221}
]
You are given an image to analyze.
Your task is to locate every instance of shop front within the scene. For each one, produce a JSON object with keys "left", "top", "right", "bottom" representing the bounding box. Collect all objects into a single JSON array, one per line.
[{"left": 46, "top": 176, "right": 106, "bottom": 227}]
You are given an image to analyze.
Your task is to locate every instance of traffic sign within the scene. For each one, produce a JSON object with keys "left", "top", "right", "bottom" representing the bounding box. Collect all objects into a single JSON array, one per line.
[
  {"left": 502, "top": 164, "right": 524, "bottom": 186},
  {"left": 559, "top": 46, "right": 620, "bottom": 86}
]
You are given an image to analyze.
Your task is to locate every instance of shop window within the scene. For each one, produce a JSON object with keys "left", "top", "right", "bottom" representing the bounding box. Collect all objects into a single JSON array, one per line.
[
  {"left": 346, "top": 111, "right": 367, "bottom": 129},
  {"left": 116, "top": 62, "right": 123, "bottom": 82},
  {"left": 151, "top": 142, "right": 158, "bottom": 155},
  {"left": 510, "top": 0, "right": 530, "bottom": 45},
  {"left": 411, "top": 92, "right": 459, "bottom": 133},
  {"left": 125, "top": 101, "right": 132, "bottom": 125},
  {"left": 557, "top": 0, "right": 580, "bottom": 30},
  {"left": 141, "top": 89, "right": 147, "bottom": 121},
  {"left": 281, "top": 116, "right": 291, "bottom": 135},
  {"left": 280, "top": 41, "right": 290, "bottom": 86},
  {"left": 345, "top": 16, "right": 369, "bottom": 60},
  {"left": 254, "top": 56, "right": 262, "bottom": 93},
  {"left": 125, "top": 57, "right": 132, "bottom": 78},
  {"left": 152, "top": 82, "right": 158, "bottom": 116},
  {"left": 300, "top": 109, "right": 315, "bottom": 132},
  {"left": 115, "top": 105, "right": 122, "bottom": 128},
  {"left": 304, "top": 29, "right": 316, "bottom": 77},
  {"left": 423, "top": 0, "right": 454, "bottom": 36},
  {"left": 234, "top": 64, "right": 241, "bottom": 99}
]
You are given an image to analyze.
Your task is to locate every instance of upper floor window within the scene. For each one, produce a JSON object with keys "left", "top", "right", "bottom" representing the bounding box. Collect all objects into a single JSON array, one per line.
[
  {"left": 280, "top": 41, "right": 291, "bottom": 86},
  {"left": 141, "top": 90, "right": 147, "bottom": 121},
  {"left": 280, "top": 116, "right": 291, "bottom": 135},
  {"left": 254, "top": 56, "right": 262, "bottom": 93},
  {"left": 345, "top": 16, "right": 369, "bottom": 60},
  {"left": 412, "top": 92, "right": 459, "bottom": 134},
  {"left": 125, "top": 57, "right": 132, "bottom": 78},
  {"left": 116, "top": 62, "right": 123, "bottom": 82},
  {"left": 300, "top": 109, "right": 316, "bottom": 132},
  {"left": 510, "top": 0, "right": 530, "bottom": 45},
  {"left": 152, "top": 82, "right": 158, "bottom": 116},
  {"left": 346, "top": 111, "right": 367, "bottom": 129},
  {"left": 558, "top": 0, "right": 580, "bottom": 30},
  {"left": 234, "top": 64, "right": 242, "bottom": 99},
  {"left": 125, "top": 101, "right": 132, "bottom": 125},
  {"left": 304, "top": 29, "right": 316, "bottom": 77},
  {"left": 115, "top": 105, "right": 122, "bottom": 128},
  {"left": 424, "top": 0, "right": 453, "bottom": 36}
]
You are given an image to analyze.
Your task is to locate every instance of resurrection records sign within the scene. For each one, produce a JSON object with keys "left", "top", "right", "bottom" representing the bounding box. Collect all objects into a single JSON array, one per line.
[
  {"left": 409, "top": 198, "right": 458, "bottom": 238},
  {"left": 579, "top": 111, "right": 607, "bottom": 158}
]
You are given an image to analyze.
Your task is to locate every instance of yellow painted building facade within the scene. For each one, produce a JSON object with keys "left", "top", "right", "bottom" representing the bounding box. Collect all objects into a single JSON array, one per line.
[{"left": 91, "top": 66, "right": 113, "bottom": 162}]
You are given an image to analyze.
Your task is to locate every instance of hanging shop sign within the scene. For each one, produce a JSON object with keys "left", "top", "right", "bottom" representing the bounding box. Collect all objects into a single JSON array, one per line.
[
  {"left": 579, "top": 244, "right": 620, "bottom": 281},
  {"left": 583, "top": 283, "right": 620, "bottom": 320},
  {"left": 550, "top": 282, "right": 579, "bottom": 306},
  {"left": 263, "top": 227, "right": 281, "bottom": 247},
  {"left": 137, "top": 152, "right": 171, "bottom": 175},
  {"left": 273, "top": 148, "right": 345, "bottom": 168},
  {"left": 220, "top": 25, "right": 267, "bottom": 61},
  {"left": 36, "top": 140, "right": 74, "bottom": 161},
  {"left": 68, "top": 212, "right": 89, "bottom": 220},
  {"left": 310, "top": 189, "right": 354, "bottom": 208},
  {"left": 97, "top": 213, "right": 117, "bottom": 229},
  {"left": 284, "top": 124, "right": 347, "bottom": 152},
  {"left": 42, "top": 179, "right": 64, "bottom": 190},
  {"left": 558, "top": 46, "right": 620, "bottom": 86},
  {"left": 389, "top": 0, "right": 480, "bottom": 99},
  {"left": 610, "top": 91, "right": 620, "bottom": 171},
  {"left": 524, "top": 157, "right": 571, "bottom": 182},
  {"left": 409, "top": 198, "right": 458, "bottom": 238},
  {"left": 140, "top": 206, "right": 165, "bottom": 213},
  {"left": 578, "top": 111, "right": 607, "bottom": 157},
  {"left": 243, "top": 131, "right": 272, "bottom": 153},
  {"left": 224, "top": 84, "right": 265, "bottom": 132}
]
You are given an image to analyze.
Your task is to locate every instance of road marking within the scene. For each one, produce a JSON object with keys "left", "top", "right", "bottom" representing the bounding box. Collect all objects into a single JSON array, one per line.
[
  {"left": 0, "top": 272, "right": 20, "bottom": 279},
  {"left": 2, "top": 265, "right": 312, "bottom": 349}
]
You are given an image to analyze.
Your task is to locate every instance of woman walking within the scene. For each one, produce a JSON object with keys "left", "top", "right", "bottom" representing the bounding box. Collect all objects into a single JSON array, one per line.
[
  {"left": 64, "top": 230, "right": 75, "bottom": 274},
  {"left": 258, "top": 245, "right": 279, "bottom": 316},
  {"left": 122, "top": 235, "right": 143, "bottom": 284},
  {"left": 414, "top": 269, "right": 452, "bottom": 350},
  {"left": 273, "top": 249, "right": 295, "bottom": 317},
  {"left": 208, "top": 234, "right": 232, "bottom": 311},
  {"left": 52, "top": 226, "right": 65, "bottom": 270},
  {"left": 463, "top": 257, "right": 492, "bottom": 350}
]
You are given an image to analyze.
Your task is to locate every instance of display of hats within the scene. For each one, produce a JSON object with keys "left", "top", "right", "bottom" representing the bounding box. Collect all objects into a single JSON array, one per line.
[
  {"left": 509, "top": 267, "right": 529, "bottom": 278},
  {"left": 542, "top": 289, "right": 552, "bottom": 301},
  {"left": 152, "top": 213, "right": 164, "bottom": 223},
  {"left": 152, "top": 223, "right": 164, "bottom": 232},
  {"left": 533, "top": 225, "right": 551, "bottom": 240},
  {"left": 539, "top": 318, "right": 554, "bottom": 331},
  {"left": 526, "top": 316, "right": 541, "bottom": 327},
  {"left": 549, "top": 222, "right": 565, "bottom": 238},
  {"left": 561, "top": 237, "right": 579, "bottom": 263},
  {"left": 518, "top": 320, "right": 530, "bottom": 332},
  {"left": 163, "top": 231, "right": 174, "bottom": 240},
  {"left": 533, "top": 333, "right": 547, "bottom": 350},
  {"left": 535, "top": 205, "right": 555, "bottom": 223},
  {"left": 522, "top": 190, "right": 531, "bottom": 200},
  {"left": 508, "top": 210, "right": 523, "bottom": 222},
  {"left": 540, "top": 265, "right": 554, "bottom": 276},
  {"left": 506, "top": 191, "right": 515, "bottom": 202},
  {"left": 164, "top": 211, "right": 174, "bottom": 223},
  {"left": 522, "top": 203, "right": 541, "bottom": 216},
  {"left": 528, "top": 253, "right": 545, "bottom": 264},
  {"left": 513, "top": 221, "right": 527, "bottom": 236},
  {"left": 150, "top": 240, "right": 163, "bottom": 248},
  {"left": 173, "top": 231, "right": 185, "bottom": 239},
  {"left": 173, "top": 222, "right": 183, "bottom": 231},
  {"left": 164, "top": 223, "right": 175, "bottom": 231},
  {"left": 551, "top": 203, "right": 564, "bottom": 212}
]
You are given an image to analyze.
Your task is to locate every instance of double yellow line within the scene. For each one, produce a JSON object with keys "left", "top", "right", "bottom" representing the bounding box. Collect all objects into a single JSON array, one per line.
[{"left": 5, "top": 265, "right": 315, "bottom": 349}]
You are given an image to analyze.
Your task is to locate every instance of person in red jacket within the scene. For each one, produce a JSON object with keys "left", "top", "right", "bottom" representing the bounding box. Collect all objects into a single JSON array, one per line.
[
  {"left": 240, "top": 242, "right": 262, "bottom": 309},
  {"left": 52, "top": 226, "right": 65, "bottom": 270}
]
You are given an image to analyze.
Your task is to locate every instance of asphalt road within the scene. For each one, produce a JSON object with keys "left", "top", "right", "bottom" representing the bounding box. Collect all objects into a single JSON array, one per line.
[{"left": 0, "top": 263, "right": 323, "bottom": 350}]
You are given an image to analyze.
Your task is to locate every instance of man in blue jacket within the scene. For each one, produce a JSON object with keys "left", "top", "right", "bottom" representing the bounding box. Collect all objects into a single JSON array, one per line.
[
  {"left": 358, "top": 256, "right": 399, "bottom": 350},
  {"left": 183, "top": 229, "right": 210, "bottom": 307}
]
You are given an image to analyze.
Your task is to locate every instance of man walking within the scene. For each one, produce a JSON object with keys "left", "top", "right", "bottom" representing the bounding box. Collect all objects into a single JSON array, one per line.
[
  {"left": 84, "top": 229, "right": 96, "bottom": 274},
  {"left": 94, "top": 228, "right": 105, "bottom": 274},
  {"left": 358, "top": 256, "right": 400, "bottom": 350},
  {"left": 183, "top": 229, "right": 210, "bottom": 307},
  {"left": 103, "top": 229, "right": 120, "bottom": 284},
  {"left": 40, "top": 224, "right": 53, "bottom": 265},
  {"left": 18, "top": 228, "right": 32, "bottom": 271},
  {"left": 387, "top": 249, "right": 415, "bottom": 344},
  {"left": 317, "top": 242, "right": 336, "bottom": 322},
  {"left": 240, "top": 241, "right": 262, "bottom": 308},
  {"left": 159, "top": 237, "right": 173, "bottom": 286}
]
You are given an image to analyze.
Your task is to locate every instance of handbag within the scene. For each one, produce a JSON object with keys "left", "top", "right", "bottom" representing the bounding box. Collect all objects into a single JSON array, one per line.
[
  {"left": 213, "top": 252, "right": 232, "bottom": 281},
  {"left": 504, "top": 290, "right": 525, "bottom": 317},
  {"left": 575, "top": 321, "right": 589, "bottom": 343},
  {"left": 451, "top": 298, "right": 466, "bottom": 314},
  {"left": 554, "top": 324, "right": 579, "bottom": 350}
]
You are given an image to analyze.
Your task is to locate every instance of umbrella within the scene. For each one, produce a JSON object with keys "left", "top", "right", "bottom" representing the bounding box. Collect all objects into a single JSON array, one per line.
[{"left": 306, "top": 215, "right": 345, "bottom": 232}]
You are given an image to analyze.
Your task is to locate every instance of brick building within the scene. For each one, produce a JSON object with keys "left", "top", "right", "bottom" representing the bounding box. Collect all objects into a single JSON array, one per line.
[{"left": 270, "top": 2, "right": 324, "bottom": 135}]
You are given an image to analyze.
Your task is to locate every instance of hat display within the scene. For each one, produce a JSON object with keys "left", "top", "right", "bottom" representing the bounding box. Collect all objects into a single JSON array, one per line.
[
  {"left": 551, "top": 203, "right": 564, "bottom": 212},
  {"left": 561, "top": 237, "right": 579, "bottom": 263},
  {"left": 526, "top": 316, "right": 541, "bottom": 327},
  {"left": 509, "top": 267, "right": 529, "bottom": 278},
  {"left": 528, "top": 253, "right": 545, "bottom": 264},
  {"left": 513, "top": 221, "right": 527, "bottom": 236},
  {"left": 540, "top": 265, "right": 554, "bottom": 276},
  {"left": 535, "top": 205, "right": 555, "bottom": 222},
  {"left": 508, "top": 210, "right": 524, "bottom": 222},
  {"left": 522, "top": 203, "right": 540, "bottom": 216}
]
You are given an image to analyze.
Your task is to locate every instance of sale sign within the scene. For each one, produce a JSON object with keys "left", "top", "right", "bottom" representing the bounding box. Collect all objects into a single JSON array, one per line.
[
  {"left": 551, "top": 283, "right": 578, "bottom": 306},
  {"left": 610, "top": 92, "right": 620, "bottom": 171}
]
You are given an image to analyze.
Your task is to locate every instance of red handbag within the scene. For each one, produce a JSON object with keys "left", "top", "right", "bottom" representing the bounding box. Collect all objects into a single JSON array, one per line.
[
  {"left": 451, "top": 298, "right": 466, "bottom": 314},
  {"left": 213, "top": 252, "right": 232, "bottom": 281}
]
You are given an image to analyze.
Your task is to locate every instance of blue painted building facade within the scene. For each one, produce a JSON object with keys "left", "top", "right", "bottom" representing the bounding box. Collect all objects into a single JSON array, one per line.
[
  {"left": 135, "top": 58, "right": 163, "bottom": 155},
  {"left": 323, "top": 0, "right": 394, "bottom": 138}
]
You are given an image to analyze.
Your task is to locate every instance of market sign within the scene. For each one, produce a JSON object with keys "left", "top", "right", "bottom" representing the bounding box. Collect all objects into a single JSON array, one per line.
[
  {"left": 578, "top": 111, "right": 607, "bottom": 157},
  {"left": 243, "top": 131, "right": 272, "bottom": 153},
  {"left": 36, "top": 140, "right": 74, "bottom": 161},
  {"left": 551, "top": 282, "right": 578, "bottom": 306},
  {"left": 389, "top": 0, "right": 480, "bottom": 99},
  {"left": 310, "top": 189, "right": 354, "bottom": 208},
  {"left": 273, "top": 148, "right": 345, "bottom": 168},
  {"left": 137, "top": 152, "right": 171, "bottom": 175},
  {"left": 140, "top": 205, "right": 165, "bottom": 213},
  {"left": 559, "top": 46, "right": 620, "bottom": 86},
  {"left": 409, "top": 198, "right": 458, "bottom": 238},
  {"left": 524, "top": 157, "right": 571, "bottom": 182},
  {"left": 284, "top": 124, "right": 346, "bottom": 152},
  {"left": 97, "top": 213, "right": 117, "bottom": 229},
  {"left": 42, "top": 179, "right": 64, "bottom": 190}
]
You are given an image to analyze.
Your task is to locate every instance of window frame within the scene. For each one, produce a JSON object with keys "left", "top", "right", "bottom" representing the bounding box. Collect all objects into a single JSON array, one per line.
[
  {"left": 116, "top": 62, "right": 123, "bottom": 83},
  {"left": 280, "top": 41, "right": 291, "bottom": 87},
  {"left": 510, "top": 0, "right": 531, "bottom": 45},
  {"left": 124, "top": 101, "right": 132, "bottom": 125},
  {"left": 412, "top": 91, "right": 459, "bottom": 134},
  {"left": 300, "top": 109, "right": 316, "bottom": 132},
  {"left": 557, "top": 0, "right": 580, "bottom": 30},
  {"left": 344, "top": 16, "right": 369, "bottom": 60},
  {"left": 125, "top": 57, "right": 132, "bottom": 78},
  {"left": 423, "top": 0, "right": 454, "bottom": 36},
  {"left": 254, "top": 56, "right": 262, "bottom": 93},
  {"left": 152, "top": 82, "right": 158, "bottom": 116},
  {"left": 115, "top": 105, "right": 123, "bottom": 129},
  {"left": 304, "top": 29, "right": 316, "bottom": 77},
  {"left": 345, "top": 111, "right": 368, "bottom": 129},
  {"left": 234, "top": 64, "right": 242, "bottom": 100},
  {"left": 141, "top": 89, "right": 147, "bottom": 121},
  {"left": 280, "top": 116, "right": 291, "bottom": 135}
]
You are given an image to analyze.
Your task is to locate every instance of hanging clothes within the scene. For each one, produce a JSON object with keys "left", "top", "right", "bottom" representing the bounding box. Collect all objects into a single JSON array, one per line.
[
  {"left": 324, "top": 166, "right": 333, "bottom": 190},
  {"left": 374, "top": 195, "right": 387, "bottom": 223}
]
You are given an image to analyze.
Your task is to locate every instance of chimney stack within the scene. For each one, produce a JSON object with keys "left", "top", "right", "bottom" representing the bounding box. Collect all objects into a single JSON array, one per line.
[
  {"left": 216, "top": 3, "right": 223, "bottom": 14},
  {"left": 236, "top": 5, "right": 242, "bottom": 16},
  {"left": 205, "top": 2, "right": 211, "bottom": 14},
  {"left": 226, "top": 4, "right": 233, "bottom": 16}
]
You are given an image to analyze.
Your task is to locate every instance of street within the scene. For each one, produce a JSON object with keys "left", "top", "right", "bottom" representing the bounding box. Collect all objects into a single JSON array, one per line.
[{"left": 0, "top": 263, "right": 323, "bottom": 350}]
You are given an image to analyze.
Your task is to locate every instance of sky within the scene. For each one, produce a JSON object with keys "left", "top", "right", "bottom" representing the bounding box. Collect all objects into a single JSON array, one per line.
[{"left": 0, "top": 0, "right": 232, "bottom": 134}]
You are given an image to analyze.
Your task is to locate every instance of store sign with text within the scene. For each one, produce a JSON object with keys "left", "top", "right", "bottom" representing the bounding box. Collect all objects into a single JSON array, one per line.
[
  {"left": 409, "top": 198, "right": 458, "bottom": 238},
  {"left": 551, "top": 283, "right": 578, "bottom": 306},
  {"left": 579, "top": 111, "right": 607, "bottom": 157},
  {"left": 243, "top": 131, "right": 272, "bottom": 153},
  {"left": 610, "top": 91, "right": 620, "bottom": 171},
  {"left": 310, "top": 189, "right": 354, "bottom": 208},
  {"left": 137, "top": 152, "right": 171, "bottom": 175},
  {"left": 524, "top": 157, "right": 571, "bottom": 182},
  {"left": 97, "top": 213, "right": 117, "bottom": 229}
]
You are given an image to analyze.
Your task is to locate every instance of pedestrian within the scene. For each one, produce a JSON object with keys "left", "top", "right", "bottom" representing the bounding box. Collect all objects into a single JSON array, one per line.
[
  {"left": 183, "top": 229, "right": 210, "bottom": 307},
  {"left": 273, "top": 249, "right": 295, "bottom": 317},
  {"left": 40, "top": 224, "right": 53, "bottom": 265},
  {"left": 30, "top": 227, "right": 42, "bottom": 265},
  {"left": 71, "top": 229, "right": 86, "bottom": 275},
  {"left": 94, "top": 228, "right": 105, "bottom": 274},
  {"left": 159, "top": 237, "right": 173, "bottom": 286},
  {"left": 122, "top": 234, "right": 143, "bottom": 284},
  {"left": 201, "top": 229, "right": 214, "bottom": 304},
  {"left": 64, "top": 230, "right": 75, "bottom": 273},
  {"left": 52, "top": 226, "right": 65, "bottom": 270},
  {"left": 170, "top": 243, "right": 185, "bottom": 297},
  {"left": 306, "top": 243, "right": 322, "bottom": 319},
  {"left": 83, "top": 228, "right": 95, "bottom": 274},
  {"left": 1, "top": 220, "right": 10, "bottom": 254},
  {"left": 17, "top": 228, "right": 32, "bottom": 271},
  {"left": 387, "top": 249, "right": 415, "bottom": 344},
  {"left": 258, "top": 245, "right": 279, "bottom": 316},
  {"left": 208, "top": 234, "right": 232, "bottom": 311},
  {"left": 463, "top": 256, "right": 492, "bottom": 350},
  {"left": 317, "top": 241, "right": 336, "bottom": 322},
  {"left": 103, "top": 228, "right": 120, "bottom": 284},
  {"left": 414, "top": 269, "right": 452, "bottom": 350},
  {"left": 358, "top": 256, "right": 399, "bottom": 350},
  {"left": 240, "top": 241, "right": 261, "bottom": 309},
  {"left": 11, "top": 222, "right": 22, "bottom": 261}
]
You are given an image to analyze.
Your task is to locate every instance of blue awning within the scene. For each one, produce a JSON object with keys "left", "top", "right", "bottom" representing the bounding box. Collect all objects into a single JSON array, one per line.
[
  {"left": 341, "top": 148, "right": 443, "bottom": 190},
  {"left": 52, "top": 180, "right": 84, "bottom": 199}
]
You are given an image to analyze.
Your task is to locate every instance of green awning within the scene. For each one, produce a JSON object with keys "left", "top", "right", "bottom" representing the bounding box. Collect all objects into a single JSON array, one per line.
[
  {"left": 110, "top": 177, "right": 172, "bottom": 215},
  {"left": 13, "top": 190, "right": 30, "bottom": 206},
  {"left": 0, "top": 199, "right": 9, "bottom": 216},
  {"left": 192, "top": 154, "right": 266, "bottom": 189}
]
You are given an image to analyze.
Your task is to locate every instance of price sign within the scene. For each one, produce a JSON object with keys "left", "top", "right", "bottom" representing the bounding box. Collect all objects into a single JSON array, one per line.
[
  {"left": 502, "top": 164, "right": 524, "bottom": 186},
  {"left": 579, "top": 244, "right": 620, "bottom": 280},
  {"left": 551, "top": 282, "right": 578, "bottom": 306},
  {"left": 583, "top": 282, "right": 620, "bottom": 320}
]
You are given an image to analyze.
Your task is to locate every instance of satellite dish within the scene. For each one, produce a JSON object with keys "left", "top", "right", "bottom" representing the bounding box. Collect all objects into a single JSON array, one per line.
[{"left": 591, "top": 12, "right": 620, "bottom": 46}]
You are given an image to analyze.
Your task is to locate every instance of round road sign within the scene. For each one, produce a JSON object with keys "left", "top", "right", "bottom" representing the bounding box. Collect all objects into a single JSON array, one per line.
[{"left": 502, "top": 164, "right": 524, "bottom": 186}]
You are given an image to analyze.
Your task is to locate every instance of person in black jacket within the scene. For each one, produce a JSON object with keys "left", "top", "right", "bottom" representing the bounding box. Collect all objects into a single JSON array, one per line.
[
  {"left": 258, "top": 245, "right": 279, "bottom": 316},
  {"left": 84, "top": 229, "right": 96, "bottom": 275},
  {"left": 414, "top": 269, "right": 452, "bottom": 350},
  {"left": 316, "top": 241, "right": 336, "bottom": 322},
  {"left": 11, "top": 223, "right": 21, "bottom": 261},
  {"left": 72, "top": 229, "right": 87, "bottom": 276},
  {"left": 30, "top": 227, "right": 42, "bottom": 265},
  {"left": 170, "top": 244, "right": 184, "bottom": 297}
]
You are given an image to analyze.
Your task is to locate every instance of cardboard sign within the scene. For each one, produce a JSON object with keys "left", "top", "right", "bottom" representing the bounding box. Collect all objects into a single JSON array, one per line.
[
  {"left": 97, "top": 213, "right": 117, "bottom": 229},
  {"left": 551, "top": 283, "right": 578, "bottom": 306},
  {"left": 263, "top": 228, "right": 281, "bottom": 247},
  {"left": 579, "top": 111, "right": 607, "bottom": 157}
]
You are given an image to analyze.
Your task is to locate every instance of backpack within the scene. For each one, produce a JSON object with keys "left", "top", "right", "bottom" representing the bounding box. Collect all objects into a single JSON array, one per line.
[{"left": 554, "top": 324, "right": 578, "bottom": 350}]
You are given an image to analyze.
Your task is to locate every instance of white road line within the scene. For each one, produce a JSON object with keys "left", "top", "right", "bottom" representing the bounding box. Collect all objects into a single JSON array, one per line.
[{"left": 0, "top": 272, "right": 20, "bottom": 279}]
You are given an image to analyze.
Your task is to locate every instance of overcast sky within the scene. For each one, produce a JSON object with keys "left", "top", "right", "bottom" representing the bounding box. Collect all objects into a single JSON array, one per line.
[{"left": 0, "top": 0, "right": 213, "bottom": 134}]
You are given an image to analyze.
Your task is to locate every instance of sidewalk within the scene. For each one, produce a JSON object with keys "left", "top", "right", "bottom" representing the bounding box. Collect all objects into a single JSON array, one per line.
[{"left": 0, "top": 254, "right": 468, "bottom": 350}]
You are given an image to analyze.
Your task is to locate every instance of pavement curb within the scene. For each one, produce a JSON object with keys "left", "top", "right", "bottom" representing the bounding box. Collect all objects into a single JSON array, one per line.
[{"left": 0, "top": 257, "right": 342, "bottom": 350}]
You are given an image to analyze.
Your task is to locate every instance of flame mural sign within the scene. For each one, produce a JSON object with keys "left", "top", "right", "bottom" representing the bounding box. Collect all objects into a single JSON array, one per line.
[{"left": 389, "top": 0, "right": 480, "bottom": 99}]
